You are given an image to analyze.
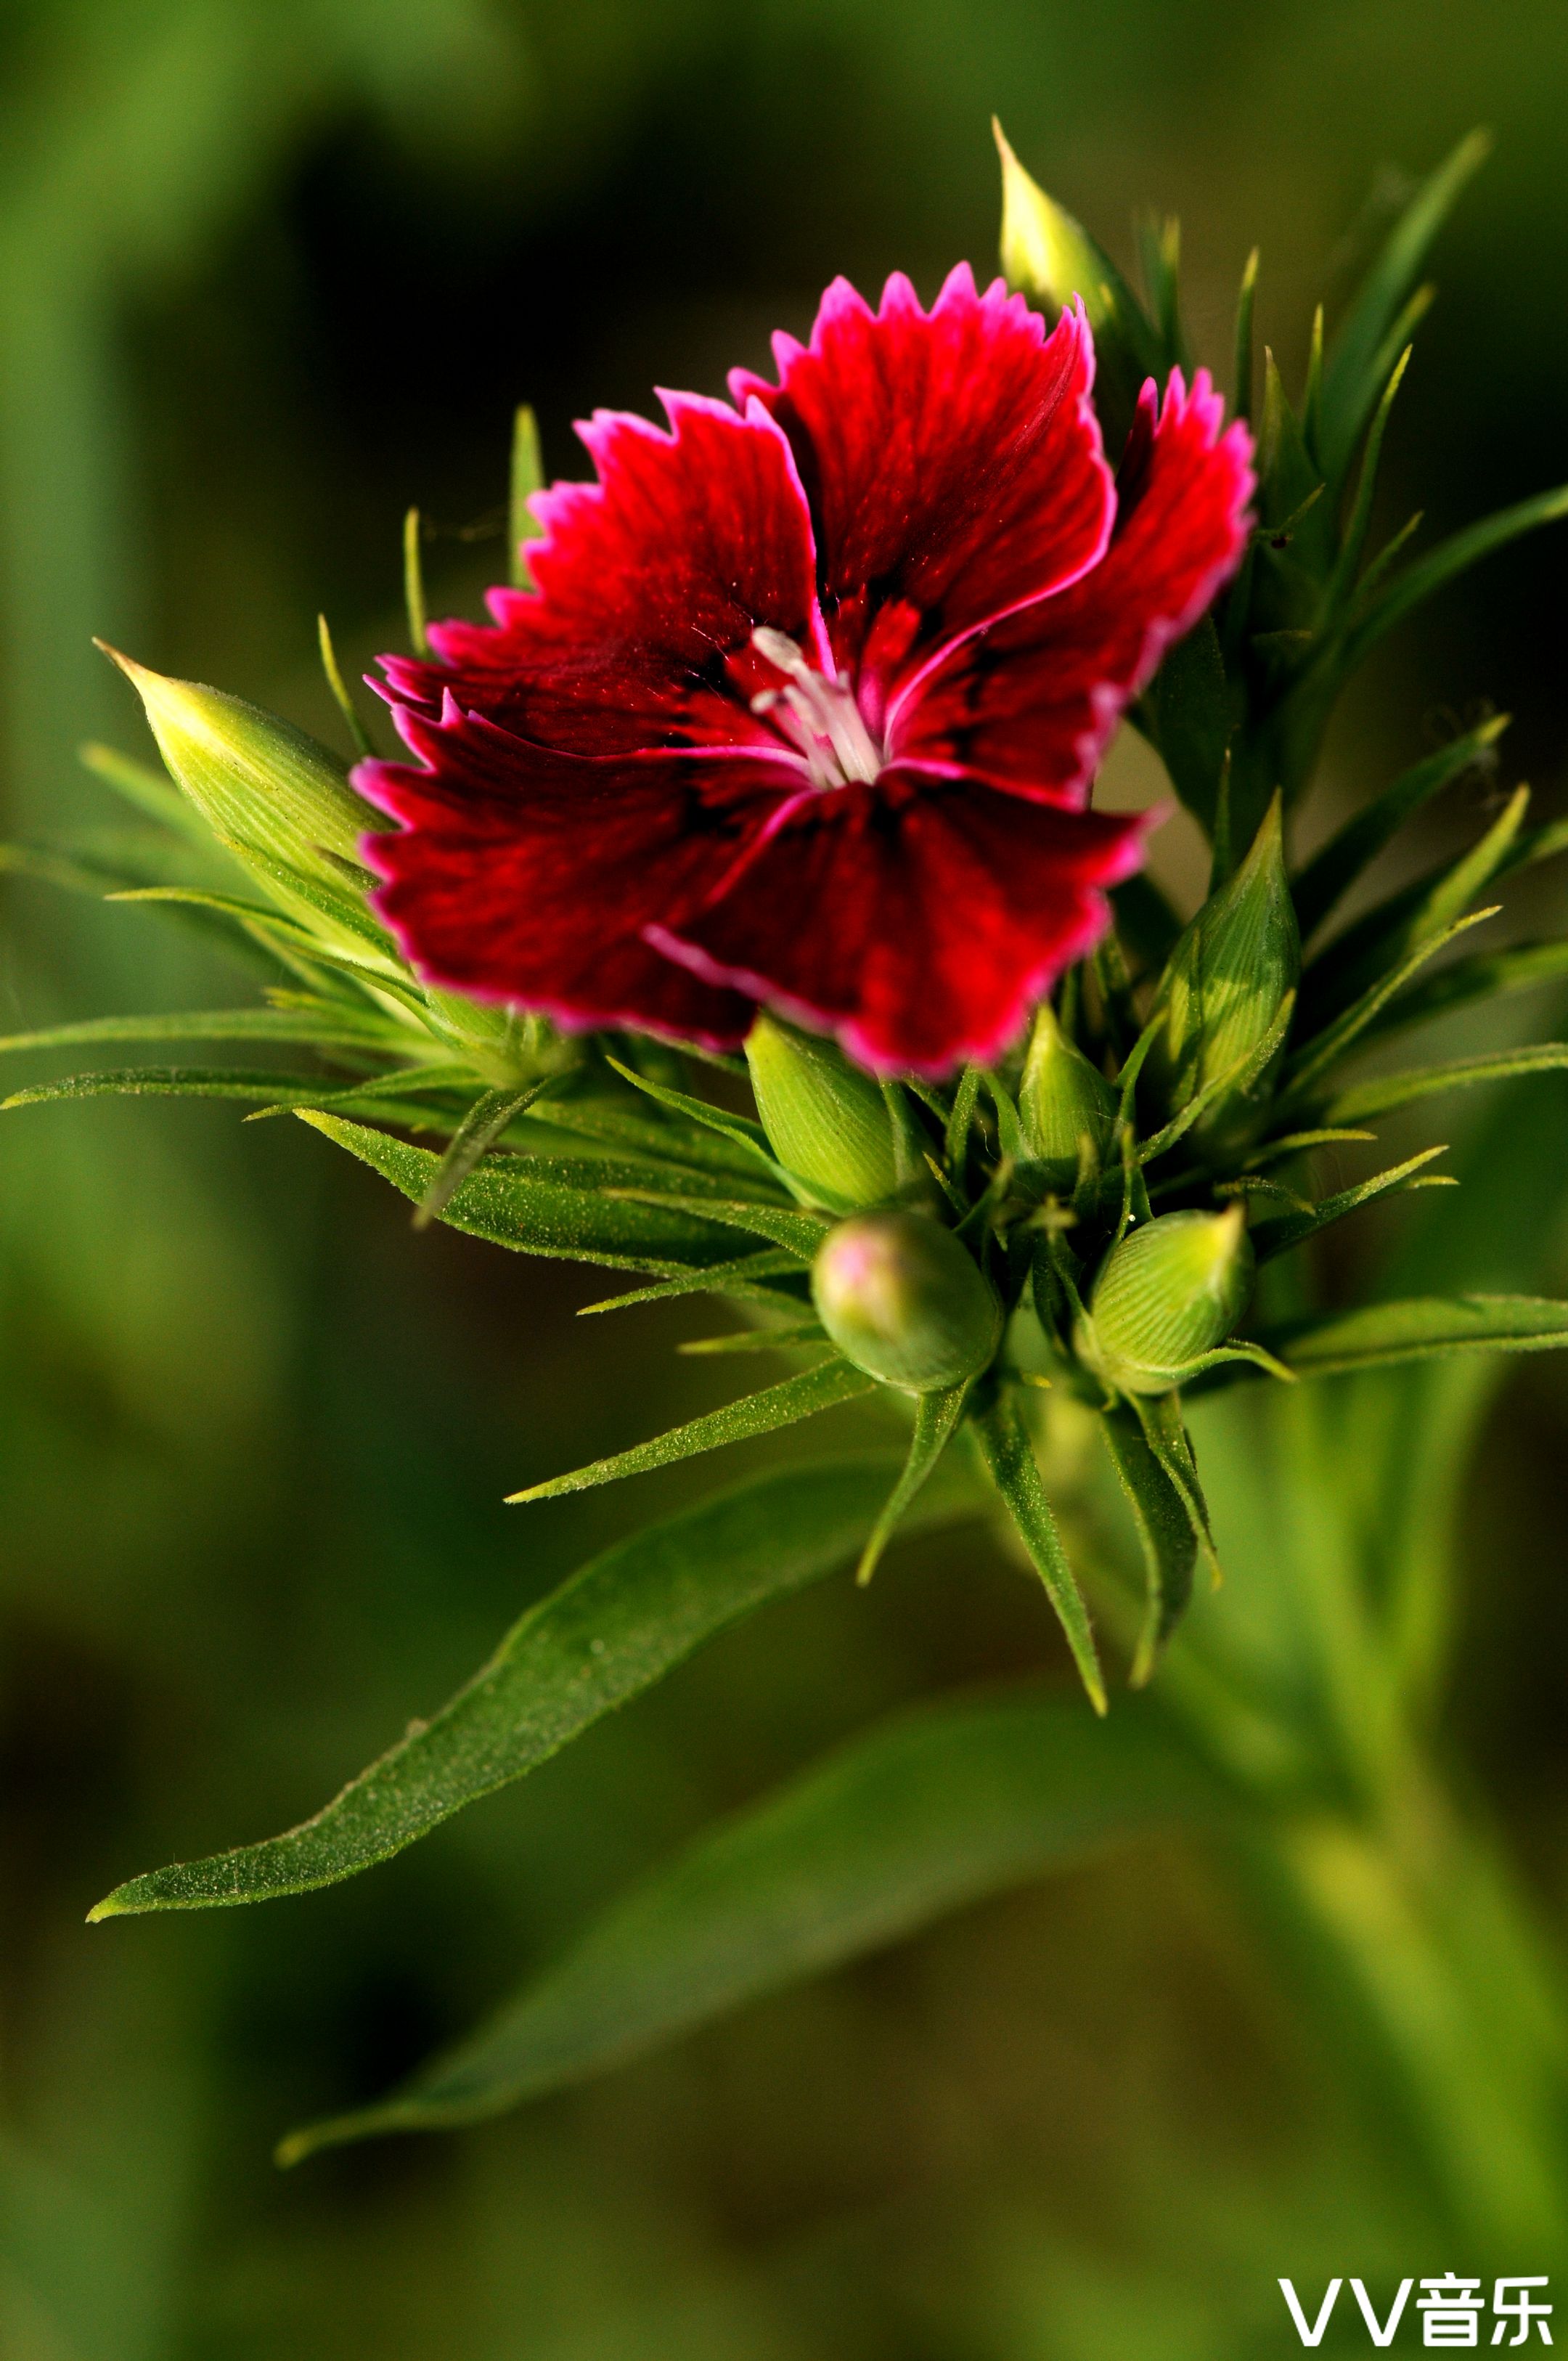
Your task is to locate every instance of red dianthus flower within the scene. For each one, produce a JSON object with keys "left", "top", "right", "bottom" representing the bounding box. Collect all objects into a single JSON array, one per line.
[{"left": 363, "top": 266, "right": 1254, "bottom": 1077}]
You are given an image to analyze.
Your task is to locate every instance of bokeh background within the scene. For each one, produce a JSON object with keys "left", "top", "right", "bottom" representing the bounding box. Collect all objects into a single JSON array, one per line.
[{"left": 4, "top": 4, "right": 1568, "bottom": 2355}]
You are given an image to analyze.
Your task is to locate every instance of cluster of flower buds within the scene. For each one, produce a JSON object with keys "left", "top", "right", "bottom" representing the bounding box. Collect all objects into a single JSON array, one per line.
[{"left": 7, "top": 122, "right": 1568, "bottom": 1718}]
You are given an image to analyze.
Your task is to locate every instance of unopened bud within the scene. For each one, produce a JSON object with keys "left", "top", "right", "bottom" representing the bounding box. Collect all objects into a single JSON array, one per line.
[
  {"left": 1019, "top": 1001, "right": 1118, "bottom": 1191},
  {"left": 101, "top": 645, "right": 377, "bottom": 890},
  {"left": 746, "top": 1014, "right": 898, "bottom": 1210},
  {"left": 812, "top": 1211, "right": 1003, "bottom": 1392},
  {"left": 1152, "top": 794, "right": 1298, "bottom": 1130},
  {"left": 1076, "top": 1204, "right": 1254, "bottom": 1395}
]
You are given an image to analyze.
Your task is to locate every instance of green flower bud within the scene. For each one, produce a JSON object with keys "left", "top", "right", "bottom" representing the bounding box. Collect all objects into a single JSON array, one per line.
[
  {"left": 994, "top": 119, "right": 1160, "bottom": 441},
  {"left": 1076, "top": 1204, "right": 1254, "bottom": 1395},
  {"left": 746, "top": 1015, "right": 899, "bottom": 1210},
  {"left": 812, "top": 1212, "right": 1003, "bottom": 1392},
  {"left": 1019, "top": 1001, "right": 1118, "bottom": 1191},
  {"left": 102, "top": 645, "right": 377, "bottom": 891},
  {"left": 1151, "top": 794, "right": 1298, "bottom": 1131}
]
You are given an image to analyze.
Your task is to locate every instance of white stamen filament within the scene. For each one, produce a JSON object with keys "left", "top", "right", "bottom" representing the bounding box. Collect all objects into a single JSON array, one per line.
[{"left": 750, "top": 626, "right": 883, "bottom": 788}]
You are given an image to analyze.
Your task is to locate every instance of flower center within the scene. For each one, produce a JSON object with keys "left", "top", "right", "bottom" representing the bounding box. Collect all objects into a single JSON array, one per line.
[{"left": 748, "top": 626, "right": 883, "bottom": 789}]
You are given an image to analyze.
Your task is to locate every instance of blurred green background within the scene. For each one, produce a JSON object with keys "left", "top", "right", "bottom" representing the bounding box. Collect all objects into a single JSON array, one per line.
[{"left": 4, "top": 4, "right": 1568, "bottom": 2354}]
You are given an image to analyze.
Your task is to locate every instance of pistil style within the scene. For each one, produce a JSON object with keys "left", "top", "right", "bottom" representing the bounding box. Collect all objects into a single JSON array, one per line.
[{"left": 749, "top": 625, "right": 885, "bottom": 788}]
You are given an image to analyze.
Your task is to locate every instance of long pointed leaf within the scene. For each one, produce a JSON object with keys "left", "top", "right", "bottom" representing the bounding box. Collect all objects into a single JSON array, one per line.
[
  {"left": 1291, "top": 720, "right": 1507, "bottom": 944},
  {"left": 972, "top": 1394, "right": 1105, "bottom": 1712},
  {"left": 856, "top": 1383, "right": 968, "bottom": 1586},
  {"left": 1250, "top": 1145, "right": 1451, "bottom": 1263},
  {"left": 1325, "top": 1043, "right": 1568, "bottom": 1124},
  {"left": 506, "top": 1356, "right": 875, "bottom": 1504},
  {"left": 1362, "top": 939, "right": 1568, "bottom": 1044},
  {"left": 0, "top": 1006, "right": 396, "bottom": 1056},
  {"left": 1264, "top": 1294, "right": 1568, "bottom": 1377},
  {"left": 1101, "top": 1407, "right": 1200, "bottom": 1683},
  {"left": 1319, "top": 129, "right": 1491, "bottom": 478},
  {"left": 277, "top": 1689, "right": 1205, "bottom": 2156},
  {"left": 298, "top": 1113, "right": 777, "bottom": 1276},
  {"left": 91, "top": 1457, "right": 977, "bottom": 1920},
  {"left": 1336, "top": 482, "right": 1568, "bottom": 677}
]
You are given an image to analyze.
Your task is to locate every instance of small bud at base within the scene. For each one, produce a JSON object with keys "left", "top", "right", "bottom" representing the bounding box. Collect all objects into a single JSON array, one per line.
[
  {"left": 812, "top": 1212, "right": 1003, "bottom": 1392},
  {"left": 747, "top": 1015, "right": 899, "bottom": 1209},
  {"left": 1077, "top": 1204, "right": 1254, "bottom": 1395}
]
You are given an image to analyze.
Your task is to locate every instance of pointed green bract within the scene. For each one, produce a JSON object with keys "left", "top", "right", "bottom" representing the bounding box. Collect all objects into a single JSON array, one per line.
[
  {"left": 277, "top": 1689, "right": 1199, "bottom": 2156},
  {"left": 1150, "top": 796, "right": 1299, "bottom": 1132},
  {"left": 510, "top": 403, "right": 546, "bottom": 589},
  {"left": 973, "top": 1393, "right": 1104, "bottom": 1711},
  {"left": 506, "top": 1356, "right": 875, "bottom": 1503},
  {"left": 89, "top": 1459, "right": 980, "bottom": 1921},
  {"left": 1019, "top": 1000, "right": 1117, "bottom": 1191}
]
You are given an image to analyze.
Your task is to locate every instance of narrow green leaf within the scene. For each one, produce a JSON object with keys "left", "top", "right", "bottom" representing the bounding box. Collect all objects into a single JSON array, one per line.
[
  {"left": 603, "top": 1055, "right": 781, "bottom": 1176},
  {"left": 1361, "top": 939, "right": 1568, "bottom": 1045},
  {"left": 1282, "top": 907, "right": 1497, "bottom": 1098},
  {"left": 972, "top": 1393, "right": 1105, "bottom": 1712},
  {"left": 1318, "top": 344, "right": 1412, "bottom": 625},
  {"left": 1250, "top": 1143, "right": 1451, "bottom": 1263},
  {"left": 2, "top": 1065, "right": 364, "bottom": 1114},
  {"left": 0, "top": 1007, "right": 393, "bottom": 1057},
  {"left": 1101, "top": 1406, "right": 1199, "bottom": 1682},
  {"left": 1265, "top": 1293, "right": 1568, "bottom": 1377},
  {"left": 520, "top": 1085, "right": 769, "bottom": 1180},
  {"left": 317, "top": 613, "right": 373, "bottom": 759},
  {"left": 277, "top": 1687, "right": 1201, "bottom": 2154},
  {"left": 944, "top": 1065, "right": 982, "bottom": 1170},
  {"left": 1337, "top": 482, "right": 1568, "bottom": 678},
  {"left": 1111, "top": 873, "right": 1183, "bottom": 973},
  {"left": 1141, "top": 615, "right": 1232, "bottom": 835},
  {"left": 298, "top": 1113, "right": 767, "bottom": 1275},
  {"left": 677, "top": 1324, "right": 824, "bottom": 1356},
  {"left": 578, "top": 1250, "right": 805, "bottom": 1316},
  {"left": 403, "top": 506, "right": 430, "bottom": 656},
  {"left": 91, "top": 1459, "right": 980, "bottom": 1922},
  {"left": 506, "top": 1356, "right": 875, "bottom": 1504},
  {"left": 413, "top": 1079, "right": 553, "bottom": 1230},
  {"left": 510, "top": 404, "right": 546, "bottom": 590},
  {"left": 606, "top": 1186, "right": 828, "bottom": 1260},
  {"left": 857, "top": 1383, "right": 968, "bottom": 1586},
  {"left": 1318, "top": 129, "right": 1491, "bottom": 479},
  {"left": 1324, "top": 1043, "right": 1568, "bottom": 1124},
  {"left": 78, "top": 737, "right": 218, "bottom": 847},
  {"left": 1291, "top": 719, "right": 1508, "bottom": 943}
]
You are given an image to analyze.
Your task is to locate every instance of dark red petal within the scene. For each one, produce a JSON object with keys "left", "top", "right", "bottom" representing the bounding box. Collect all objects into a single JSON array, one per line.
[
  {"left": 651, "top": 766, "right": 1148, "bottom": 1077},
  {"left": 894, "top": 370, "right": 1254, "bottom": 803},
  {"left": 377, "top": 394, "right": 822, "bottom": 757},
  {"left": 356, "top": 708, "right": 793, "bottom": 1048},
  {"left": 730, "top": 266, "right": 1114, "bottom": 725}
]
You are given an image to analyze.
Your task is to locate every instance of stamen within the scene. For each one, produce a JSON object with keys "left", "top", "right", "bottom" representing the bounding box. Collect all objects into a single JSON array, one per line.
[{"left": 749, "top": 626, "right": 883, "bottom": 788}]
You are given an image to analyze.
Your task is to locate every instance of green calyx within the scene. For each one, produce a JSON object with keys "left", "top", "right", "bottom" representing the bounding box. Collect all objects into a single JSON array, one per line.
[
  {"left": 746, "top": 1015, "right": 899, "bottom": 1210},
  {"left": 1019, "top": 1000, "right": 1119, "bottom": 1191},
  {"left": 811, "top": 1212, "right": 1003, "bottom": 1393},
  {"left": 1075, "top": 1205, "right": 1255, "bottom": 1397},
  {"left": 1150, "top": 794, "right": 1299, "bottom": 1138}
]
